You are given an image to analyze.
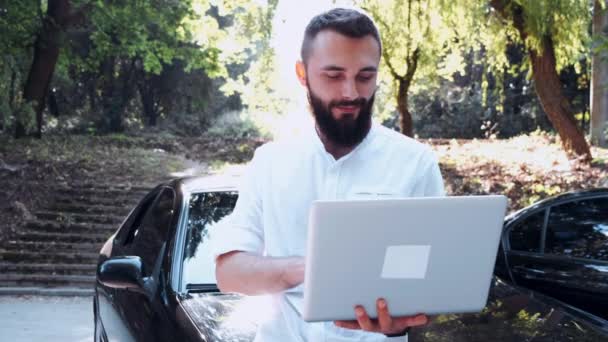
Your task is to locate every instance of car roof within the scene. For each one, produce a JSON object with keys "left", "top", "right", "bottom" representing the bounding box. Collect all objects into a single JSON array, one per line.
[
  {"left": 177, "top": 173, "right": 240, "bottom": 193},
  {"left": 505, "top": 187, "right": 608, "bottom": 222}
]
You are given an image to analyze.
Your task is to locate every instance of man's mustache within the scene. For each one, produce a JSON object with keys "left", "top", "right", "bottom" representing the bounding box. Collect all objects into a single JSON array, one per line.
[{"left": 329, "top": 98, "right": 367, "bottom": 109}]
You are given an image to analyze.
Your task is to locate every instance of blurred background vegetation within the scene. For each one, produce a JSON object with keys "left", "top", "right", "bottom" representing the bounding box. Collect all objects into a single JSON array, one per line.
[
  {"left": 0, "top": 0, "right": 606, "bottom": 158},
  {"left": 1, "top": 0, "right": 608, "bottom": 248}
]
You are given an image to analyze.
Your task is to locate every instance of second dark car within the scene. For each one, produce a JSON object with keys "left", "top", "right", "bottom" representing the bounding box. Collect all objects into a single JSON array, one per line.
[{"left": 494, "top": 188, "right": 608, "bottom": 320}]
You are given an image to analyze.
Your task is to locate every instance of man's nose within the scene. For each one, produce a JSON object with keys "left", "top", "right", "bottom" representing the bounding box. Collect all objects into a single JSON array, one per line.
[{"left": 340, "top": 79, "right": 359, "bottom": 100}]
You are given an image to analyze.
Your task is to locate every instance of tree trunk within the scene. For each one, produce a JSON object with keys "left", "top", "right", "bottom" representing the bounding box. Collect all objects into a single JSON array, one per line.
[
  {"left": 48, "top": 89, "right": 60, "bottom": 117},
  {"left": 3, "top": 69, "right": 17, "bottom": 132},
  {"left": 591, "top": 0, "right": 608, "bottom": 147},
  {"left": 138, "top": 79, "right": 159, "bottom": 127},
  {"left": 19, "top": 0, "right": 71, "bottom": 138},
  {"left": 101, "top": 58, "right": 121, "bottom": 132},
  {"left": 100, "top": 58, "right": 136, "bottom": 132},
  {"left": 397, "top": 79, "right": 413, "bottom": 137},
  {"left": 491, "top": 0, "right": 592, "bottom": 162},
  {"left": 140, "top": 87, "right": 158, "bottom": 127},
  {"left": 395, "top": 48, "right": 419, "bottom": 138},
  {"left": 529, "top": 37, "right": 592, "bottom": 161}
]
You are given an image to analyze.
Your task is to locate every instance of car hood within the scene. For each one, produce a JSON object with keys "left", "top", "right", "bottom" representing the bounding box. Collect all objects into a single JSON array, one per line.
[{"left": 179, "top": 278, "right": 608, "bottom": 342}]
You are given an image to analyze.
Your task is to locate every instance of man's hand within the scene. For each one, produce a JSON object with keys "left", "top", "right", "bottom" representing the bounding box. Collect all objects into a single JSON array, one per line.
[
  {"left": 216, "top": 252, "right": 305, "bottom": 295},
  {"left": 334, "top": 298, "right": 428, "bottom": 336},
  {"left": 280, "top": 256, "right": 305, "bottom": 289}
]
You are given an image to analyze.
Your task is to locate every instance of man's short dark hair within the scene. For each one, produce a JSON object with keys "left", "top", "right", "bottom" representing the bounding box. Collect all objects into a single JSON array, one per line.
[{"left": 300, "top": 8, "right": 381, "bottom": 64}]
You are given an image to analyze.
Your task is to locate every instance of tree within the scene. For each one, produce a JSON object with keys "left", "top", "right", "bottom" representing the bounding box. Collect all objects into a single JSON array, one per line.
[
  {"left": 358, "top": 0, "right": 466, "bottom": 137},
  {"left": 591, "top": 0, "right": 608, "bottom": 147},
  {"left": 484, "top": 0, "right": 593, "bottom": 161},
  {"left": 1, "top": 1, "right": 47, "bottom": 136},
  {"left": 1, "top": 0, "right": 275, "bottom": 136},
  {"left": 19, "top": 0, "right": 89, "bottom": 138}
]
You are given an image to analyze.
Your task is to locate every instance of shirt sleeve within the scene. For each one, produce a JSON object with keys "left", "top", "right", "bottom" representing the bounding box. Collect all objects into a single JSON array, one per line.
[
  {"left": 210, "top": 146, "right": 267, "bottom": 261},
  {"left": 412, "top": 148, "right": 445, "bottom": 197}
]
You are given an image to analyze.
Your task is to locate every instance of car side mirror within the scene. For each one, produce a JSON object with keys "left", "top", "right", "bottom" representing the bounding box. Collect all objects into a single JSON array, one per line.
[{"left": 98, "top": 256, "right": 146, "bottom": 291}]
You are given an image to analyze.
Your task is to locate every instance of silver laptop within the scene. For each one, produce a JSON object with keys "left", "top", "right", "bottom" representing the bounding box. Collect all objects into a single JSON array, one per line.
[{"left": 285, "top": 195, "right": 508, "bottom": 322}]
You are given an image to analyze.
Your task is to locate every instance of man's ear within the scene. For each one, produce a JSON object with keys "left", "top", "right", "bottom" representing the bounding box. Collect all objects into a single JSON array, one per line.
[{"left": 295, "top": 61, "right": 307, "bottom": 87}]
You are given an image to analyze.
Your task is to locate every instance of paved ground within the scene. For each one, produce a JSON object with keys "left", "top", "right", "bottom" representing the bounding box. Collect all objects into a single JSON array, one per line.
[{"left": 0, "top": 296, "right": 94, "bottom": 341}]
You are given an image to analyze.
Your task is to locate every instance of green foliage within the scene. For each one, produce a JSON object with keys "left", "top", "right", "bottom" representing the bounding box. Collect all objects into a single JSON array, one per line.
[
  {"left": 0, "top": 1, "right": 39, "bottom": 55},
  {"left": 357, "top": 0, "right": 469, "bottom": 117},
  {"left": 206, "top": 111, "right": 267, "bottom": 139},
  {"left": 0, "top": 1, "right": 41, "bottom": 134},
  {"left": 220, "top": 0, "right": 289, "bottom": 124},
  {"left": 455, "top": 0, "right": 592, "bottom": 81},
  {"left": 517, "top": 0, "right": 590, "bottom": 71},
  {"left": 84, "top": 0, "right": 221, "bottom": 76},
  {"left": 525, "top": 183, "right": 562, "bottom": 206}
]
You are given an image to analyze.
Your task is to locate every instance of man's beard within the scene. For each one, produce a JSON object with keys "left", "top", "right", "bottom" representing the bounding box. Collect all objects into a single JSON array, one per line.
[{"left": 307, "top": 87, "right": 375, "bottom": 148}]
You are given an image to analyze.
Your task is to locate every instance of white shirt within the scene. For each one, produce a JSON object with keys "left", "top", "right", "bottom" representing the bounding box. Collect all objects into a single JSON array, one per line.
[{"left": 212, "top": 121, "right": 445, "bottom": 342}]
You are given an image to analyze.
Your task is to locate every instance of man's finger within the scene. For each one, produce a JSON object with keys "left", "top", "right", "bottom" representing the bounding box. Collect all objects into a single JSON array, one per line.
[
  {"left": 334, "top": 320, "right": 361, "bottom": 330},
  {"left": 394, "top": 314, "right": 428, "bottom": 328},
  {"left": 376, "top": 298, "right": 392, "bottom": 332},
  {"left": 355, "top": 306, "right": 375, "bottom": 331}
]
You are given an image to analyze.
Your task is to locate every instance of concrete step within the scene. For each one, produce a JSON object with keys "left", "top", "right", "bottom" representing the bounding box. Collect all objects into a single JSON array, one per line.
[
  {"left": 0, "top": 262, "right": 96, "bottom": 276},
  {"left": 35, "top": 211, "right": 124, "bottom": 225},
  {"left": 4, "top": 240, "right": 103, "bottom": 253},
  {"left": 0, "top": 249, "right": 99, "bottom": 264},
  {"left": 53, "top": 194, "right": 140, "bottom": 208},
  {"left": 23, "top": 180, "right": 153, "bottom": 193},
  {"left": 0, "top": 273, "right": 95, "bottom": 287},
  {"left": 14, "top": 230, "right": 110, "bottom": 244},
  {"left": 45, "top": 202, "right": 131, "bottom": 216},
  {"left": 57, "top": 182, "right": 152, "bottom": 192},
  {"left": 54, "top": 187, "right": 149, "bottom": 199},
  {"left": 25, "top": 219, "right": 119, "bottom": 234}
]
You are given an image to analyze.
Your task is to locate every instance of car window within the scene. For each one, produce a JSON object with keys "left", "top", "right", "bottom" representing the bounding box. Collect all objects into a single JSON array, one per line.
[
  {"left": 130, "top": 187, "right": 176, "bottom": 275},
  {"left": 181, "top": 191, "right": 238, "bottom": 286},
  {"left": 509, "top": 210, "right": 545, "bottom": 253},
  {"left": 545, "top": 197, "right": 608, "bottom": 261},
  {"left": 117, "top": 188, "right": 160, "bottom": 245}
]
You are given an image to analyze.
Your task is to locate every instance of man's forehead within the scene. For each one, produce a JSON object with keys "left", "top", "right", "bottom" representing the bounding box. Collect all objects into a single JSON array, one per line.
[{"left": 306, "top": 30, "right": 381, "bottom": 70}]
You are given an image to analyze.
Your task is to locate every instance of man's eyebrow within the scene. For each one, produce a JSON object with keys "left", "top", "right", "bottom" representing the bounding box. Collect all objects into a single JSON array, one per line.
[
  {"left": 321, "top": 65, "right": 345, "bottom": 71},
  {"left": 360, "top": 66, "right": 378, "bottom": 72},
  {"left": 320, "top": 65, "right": 378, "bottom": 72}
]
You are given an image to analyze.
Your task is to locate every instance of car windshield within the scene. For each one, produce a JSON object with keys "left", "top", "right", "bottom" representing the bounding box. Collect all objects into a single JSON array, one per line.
[{"left": 181, "top": 190, "right": 238, "bottom": 288}]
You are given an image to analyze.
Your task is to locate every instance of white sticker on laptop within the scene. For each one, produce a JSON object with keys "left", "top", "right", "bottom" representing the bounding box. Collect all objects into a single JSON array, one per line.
[{"left": 381, "top": 245, "right": 431, "bottom": 279}]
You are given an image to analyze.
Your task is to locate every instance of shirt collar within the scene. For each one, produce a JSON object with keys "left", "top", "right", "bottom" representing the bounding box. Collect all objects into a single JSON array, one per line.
[{"left": 311, "top": 119, "right": 378, "bottom": 164}]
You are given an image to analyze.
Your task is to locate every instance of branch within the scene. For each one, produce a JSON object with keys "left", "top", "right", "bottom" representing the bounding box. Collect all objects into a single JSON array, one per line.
[
  {"left": 383, "top": 50, "right": 404, "bottom": 81},
  {"left": 490, "top": 0, "right": 527, "bottom": 41},
  {"left": 403, "top": 47, "right": 420, "bottom": 90},
  {"left": 361, "top": 6, "right": 405, "bottom": 81},
  {"left": 64, "top": 2, "right": 93, "bottom": 28},
  {"left": 406, "top": 0, "right": 413, "bottom": 66}
]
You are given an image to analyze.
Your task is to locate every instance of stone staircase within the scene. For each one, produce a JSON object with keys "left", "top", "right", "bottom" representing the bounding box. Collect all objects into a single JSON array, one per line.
[{"left": 0, "top": 183, "right": 152, "bottom": 295}]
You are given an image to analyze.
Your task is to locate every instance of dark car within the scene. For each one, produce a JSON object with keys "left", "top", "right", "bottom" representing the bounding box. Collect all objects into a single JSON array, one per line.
[
  {"left": 494, "top": 188, "right": 608, "bottom": 321},
  {"left": 94, "top": 176, "right": 608, "bottom": 341}
]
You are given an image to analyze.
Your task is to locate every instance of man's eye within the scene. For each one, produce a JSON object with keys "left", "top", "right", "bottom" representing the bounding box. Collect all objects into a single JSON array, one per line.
[
  {"left": 357, "top": 75, "right": 374, "bottom": 82},
  {"left": 325, "top": 74, "right": 342, "bottom": 80}
]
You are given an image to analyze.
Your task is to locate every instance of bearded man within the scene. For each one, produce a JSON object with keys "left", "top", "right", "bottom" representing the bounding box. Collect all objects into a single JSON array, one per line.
[{"left": 212, "top": 7, "right": 445, "bottom": 342}]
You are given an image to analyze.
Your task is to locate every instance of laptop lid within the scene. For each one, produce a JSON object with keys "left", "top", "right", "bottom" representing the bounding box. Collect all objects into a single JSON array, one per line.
[{"left": 299, "top": 195, "right": 508, "bottom": 322}]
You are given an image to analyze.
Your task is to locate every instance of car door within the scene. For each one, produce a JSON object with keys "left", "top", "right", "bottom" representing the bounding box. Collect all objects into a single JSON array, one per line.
[
  {"left": 109, "top": 187, "right": 179, "bottom": 341},
  {"left": 506, "top": 195, "right": 608, "bottom": 319},
  {"left": 97, "top": 187, "right": 161, "bottom": 342},
  {"left": 503, "top": 208, "right": 547, "bottom": 287},
  {"left": 540, "top": 196, "right": 608, "bottom": 318}
]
